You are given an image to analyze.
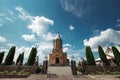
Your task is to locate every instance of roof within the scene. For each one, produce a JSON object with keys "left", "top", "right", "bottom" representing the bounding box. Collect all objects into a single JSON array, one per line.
[{"left": 54, "top": 32, "right": 61, "bottom": 40}]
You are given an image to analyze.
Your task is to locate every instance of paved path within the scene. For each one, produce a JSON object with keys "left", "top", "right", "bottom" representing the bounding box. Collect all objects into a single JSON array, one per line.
[{"left": 47, "top": 67, "right": 72, "bottom": 75}]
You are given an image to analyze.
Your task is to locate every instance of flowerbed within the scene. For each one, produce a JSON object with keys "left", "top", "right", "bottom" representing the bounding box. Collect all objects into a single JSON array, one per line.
[{"left": 0, "top": 70, "right": 31, "bottom": 78}]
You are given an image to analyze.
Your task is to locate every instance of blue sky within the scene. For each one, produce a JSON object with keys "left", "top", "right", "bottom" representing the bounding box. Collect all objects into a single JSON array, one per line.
[{"left": 0, "top": 0, "right": 120, "bottom": 63}]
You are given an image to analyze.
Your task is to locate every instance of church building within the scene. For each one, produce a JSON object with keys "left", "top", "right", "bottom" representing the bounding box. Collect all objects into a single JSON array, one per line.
[{"left": 49, "top": 32, "right": 68, "bottom": 66}]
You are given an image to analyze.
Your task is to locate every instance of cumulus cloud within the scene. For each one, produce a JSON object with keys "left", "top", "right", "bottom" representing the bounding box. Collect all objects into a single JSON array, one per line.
[
  {"left": 0, "top": 36, "right": 6, "bottom": 42},
  {"left": 28, "top": 16, "right": 54, "bottom": 36},
  {"left": 15, "top": 6, "right": 54, "bottom": 40},
  {"left": 42, "top": 33, "right": 55, "bottom": 41},
  {"left": 69, "top": 25, "right": 75, "bottom": 30},
  {"left": 84, "top": 28, "right": 120, "bottom": 49},
  {"left": 22, "top": 34, "right": 36, "bottom": 42},
  {"left": 63, "top": 43, "right": 72, "bottom": 47}
]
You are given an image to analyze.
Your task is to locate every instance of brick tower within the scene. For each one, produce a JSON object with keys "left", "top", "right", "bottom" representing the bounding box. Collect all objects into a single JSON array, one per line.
[{"left": 49, "top": 32, "right": 67, "bottom": 66}]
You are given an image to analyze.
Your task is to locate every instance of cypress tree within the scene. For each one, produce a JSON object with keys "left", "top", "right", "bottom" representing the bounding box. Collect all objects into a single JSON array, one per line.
[
  {"left": 112, "top": 46, "right": 120, "bottom": 65},
  {"left": 4, "top": 46, "right": 16, "bottom": 65},
  {"left": 21, "top": 52, "right": 24, "bottom": 65},
  {"left": 86, "top": 46, "right": 96, "bottom": 65},
  {"left": 0, "top": 51, "right": 4, "bottom": 64},
  {"left": 16, "top": 52, "right": 24, "bottom": 65},
  {"left": 98, "top": 45, "right": 110, "bottom": 66},
  {"left": 27, "top": 47, "right": 37, "bottom": 66}
]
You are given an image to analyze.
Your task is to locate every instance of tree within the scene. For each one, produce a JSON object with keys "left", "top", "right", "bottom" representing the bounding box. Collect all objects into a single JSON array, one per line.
[
  {"left": 27, "top": 47, "right": 37, "bottom": 66},
  {"left": 16, "top": 52, "right": 24, "bottom": 65},
  {"left": 4, "top": 46, "right": 16, "bottom": 65},
  {"left": 98, "top": 45, "right": 110, "bottom": 66},
  {"left": 112, "top": 46, "right": 120, "bottom": 65},
  {"left": 86, "top": 46, "right": 96, "bottom": 65},
  {"left": 0, "top": 52, "right": 4, "bottom": 64}
]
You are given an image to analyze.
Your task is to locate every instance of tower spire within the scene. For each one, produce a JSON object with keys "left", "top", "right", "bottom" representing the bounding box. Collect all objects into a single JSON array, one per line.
[{"left": 54, "top": 32, "right": 61, "bottom": 40}]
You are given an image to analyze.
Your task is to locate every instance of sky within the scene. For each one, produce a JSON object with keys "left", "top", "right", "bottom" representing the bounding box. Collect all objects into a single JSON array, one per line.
[{"left": 0, "top": 0, "right": 120, "bottom": 63}]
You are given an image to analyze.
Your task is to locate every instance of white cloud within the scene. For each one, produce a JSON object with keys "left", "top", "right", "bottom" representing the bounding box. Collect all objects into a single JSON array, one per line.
[
  {"left": 0, "top": 13, "right": 4, "bottom": 16},
  {"left": 63, "top": 47, "right": 69, "bottom": 52},
  {"left": 15, "top": 6, "right": 33, "bottom": 20},
  {"left": 69, "top": 25, "right": 75, "bottom": 30},
  {"left": 5, "top": 17, "right": 14, "bottom": 22},
  {"left": 15, "top": 6, "right": 55, "bottom": 40},
  {"left": 7, "top": 43, "right": 15, "bottom": 47},
  {"left": 84, "top": 28, "right": 120, "bottom": 49},
  {"left": 0, "top": 36, "right": 6, "bottom": 42},
  {"left": 116, "top": 24, "right": 120, "bottom": 27},
  {"left": 63, "top": 43, "right": 72, "bottom": 47},
  {"left": 28, "top": 16, "right": 54, "bottom": 36},
  {"left": 0, "top": 24, "right": 2, "bottom": 27},
  {"left": 42, "top": 32, "right": 55, "bottom": 41},
  {"left": 115, "top": 19, "right": 120, "bottom": 27},
  {"left": 8, "top": 11, "right": 14, "bottom": 15},
  {"left": 22, "top": 34, "right": 36, "bottom": 42},
  {"left": 60, "top": 0, "right": 93, "bottom": 18},
  {"left": 117, "top": 19, "right": 120, "bottom": 22}
]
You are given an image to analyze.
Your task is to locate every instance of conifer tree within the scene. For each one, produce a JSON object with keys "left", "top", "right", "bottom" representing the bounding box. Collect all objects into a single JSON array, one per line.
[
  {"left": 0, "top": 51, "right": 4, "bottom": 64},
  {"left": 4, "top": 46, "right": 16, "bottom": 65},
  {"left": 27, "top": 47, "right": 37, "bottom": 66},
  {"left": 86, "top": 46, "right": 96, "bottom": 65},
  {"left": 98, "top": 45, "right": 110, "bottom": 65},
  {"left": 16, "top": 52, "right": 24, "bottom": 65},
  {"left": 112, "top": 46, "right": 120, "bottom": 65}
]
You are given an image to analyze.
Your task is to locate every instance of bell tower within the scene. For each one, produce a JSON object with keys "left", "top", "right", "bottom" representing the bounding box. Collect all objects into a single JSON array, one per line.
[
  {"left": 49, "top": 32, "right": 68, "bottom": 66},
  {"left": 53, "top": 32, "right": 62, "bottom": 51}
]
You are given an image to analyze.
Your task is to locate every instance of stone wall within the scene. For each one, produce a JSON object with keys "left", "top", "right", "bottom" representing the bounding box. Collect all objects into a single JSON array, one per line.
[
  {"left": 0, "top": 65, "right": 37, "bottom": 74},
  {"left": 84, "top": 66, "right": 120, "bottom": 74}
]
